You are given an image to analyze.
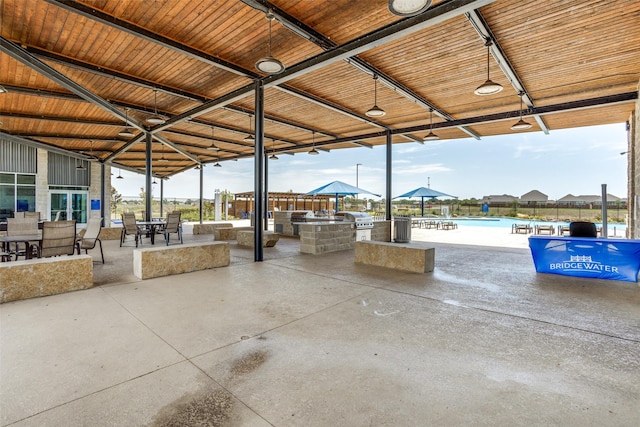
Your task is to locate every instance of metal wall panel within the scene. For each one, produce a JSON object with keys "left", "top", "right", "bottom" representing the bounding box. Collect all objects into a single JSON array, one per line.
[
  {"left": 0, "top": 139, "right": 37, "bottom": 173},
  {"left": 48, "top": 152, "right": 90, "bottom": 186}
]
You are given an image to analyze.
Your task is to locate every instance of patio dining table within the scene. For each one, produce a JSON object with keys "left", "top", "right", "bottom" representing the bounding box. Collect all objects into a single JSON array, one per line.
[
  {"left": 136, "top": 220, "right": 166, "bottom": 245},
  {"left": 0, "top": 233, "right": 42, "bottom": 261}
]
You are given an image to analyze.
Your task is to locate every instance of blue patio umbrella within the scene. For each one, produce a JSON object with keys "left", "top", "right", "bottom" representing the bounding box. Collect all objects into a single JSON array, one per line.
[
  {"left": 395, "top": 187, "right": 456, "bottom": 216},
  {"left": 304, "top": 180, "right": 380, "bottom": 211}
]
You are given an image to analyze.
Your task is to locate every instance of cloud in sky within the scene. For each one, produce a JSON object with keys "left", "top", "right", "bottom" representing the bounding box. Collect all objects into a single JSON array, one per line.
[{"left": 113, "top": 123, "right": 628, "bottom": 201}]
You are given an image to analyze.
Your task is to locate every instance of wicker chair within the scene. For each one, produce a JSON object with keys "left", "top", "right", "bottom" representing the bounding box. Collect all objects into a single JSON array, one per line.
[
  {"left": 121, "top": 212, "right": 144, "bottom": 247},
  {"left": 77, "top": 217, "right": 104, "bottom": 263},
  {"left": 163, "top": 211, "right": 183, "bottom": 245},
  {"left": 34, "top": 220, "right": 77, "bottom": 258}
]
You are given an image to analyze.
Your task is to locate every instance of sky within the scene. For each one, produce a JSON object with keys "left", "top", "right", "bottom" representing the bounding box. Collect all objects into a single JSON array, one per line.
[{"left": 111, "top": 122, "right": 629, "bottom": 202}]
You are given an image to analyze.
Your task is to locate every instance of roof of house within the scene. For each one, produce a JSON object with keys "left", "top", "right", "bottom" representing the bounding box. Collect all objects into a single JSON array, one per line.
[{"left": 520, "top": 190, "right": 548, "bottom": 202}]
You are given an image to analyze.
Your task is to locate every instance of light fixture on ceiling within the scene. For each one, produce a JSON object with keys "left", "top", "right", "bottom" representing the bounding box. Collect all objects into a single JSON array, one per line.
[
  {"left": 152, "top": 178, "right": 158, "bottom": 184},
  {"left": 76, "top": 160, "right": 86, "bottom": 171},
  {"left": 118, "top": 107, "right": 135, "bottom": 137},
  {"left": 194, "top": 164, "right": 201, "bottom": 170},
  {"left": 474, "top": 40, "right": 503, "bottom": 96},
  {"left": 511, "top": 92, "right": 533, "bottom": 130},
  {"left": 147, "top": 89, "right": 166, "bottom": 124},
  {"left": 213, "top": 158, "right": 222, "bottom": 167},
  {"left": 116, "top": 169, "right": 124, "bottom": 179},
  {"left": 269, "top": 139, "right": 278, "bottom": 160},
  {"left": 365, "top": 74, "right": 386, "bottom": 117},
  {"left": 208, "top": 125, "right": 219, "bottom": 150},
  {"left": 423, "top": 108, "right": 439, "bottom": 141},
  {"left": 243, "top": 114, "right": 254, "bottom": 142},
  {"left": 308, "top": 131, "right": 319, "bottom": 155},
  {"left": 388, "top": 0, "right": 432, "bottom": 16},
  {"left": 158, "top": 145, "right": 169, "bottom": 162},
  {"left": 255, "top": 11, "right": 285, "bottom": 75}
]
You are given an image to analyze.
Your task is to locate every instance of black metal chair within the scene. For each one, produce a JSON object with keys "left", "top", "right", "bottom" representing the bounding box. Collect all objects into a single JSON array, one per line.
[{"left": 569, "top": 221, "right": 597, "bottom": 238}]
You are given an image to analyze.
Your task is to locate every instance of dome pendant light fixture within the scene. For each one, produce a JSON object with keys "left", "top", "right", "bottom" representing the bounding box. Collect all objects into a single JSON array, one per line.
[
  {"left": 366, "top": 74, "right": 386, "bottom": 117},
  {"left": 308, "top": 131, "right": 319, "bottom": 155},
  {"left": 388, "top": 0, "right": 432, "bottom": 16},
  {"left": 269, "top": 139, "right": 278, "bottom": 160},
  {"left": 511, "top": 92, "right": 533, "bottom": 131},
  {"left": 255, "top": 12, "right": 285, "bottom": 75},
  {"left": 147, "top": 89, "right": 166, "bottom": 124},
  {"left": 208, "top": 125, "right": 219, "bottom": 151},
  {"left": 158, "top": 145, "right": 169, "bottom": 163},
  {"left": 118, "top": 107, "right": 135, "bottom": 137},
  {"left": 423, "top": 109, "right": 439, "bottom": 141},
  {"left": 243, "top": 115, "right": 255, "bottom": 142},
  {"left": 474, "top": 40, "right": 503, "bottom": 96},
  {"left": 116, "top": 169, "right": 124, "bottom": 179},
  {"left": 213, "top": 157, "right": 222, "bottom": 167}
]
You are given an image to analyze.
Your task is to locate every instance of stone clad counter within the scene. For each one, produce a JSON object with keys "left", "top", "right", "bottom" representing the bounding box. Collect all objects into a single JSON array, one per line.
[{"left": 298, "top": 221, "right": 391, "bottom": 254}]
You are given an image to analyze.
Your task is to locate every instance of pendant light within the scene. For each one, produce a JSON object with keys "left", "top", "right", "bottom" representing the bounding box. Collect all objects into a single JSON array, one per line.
[
  {"left": 308, "top": 131, "right": 319, "bottom": 155},
  {"left": 158, "top": 145, "right": 169, "bottom": 162},
  {"left": 255, "top": 12, "right": 285, "bottom": 75},
  {"left": 118, "top": 107, "right": 135, "bottom": 137},
  {"left": 474, "top": 40, "right": 503, "bottom": 96},
  {"left": 116, "top": 169, "right": 124, "bottom": 179},
  {"left": 147, "top": 89, "right": 165, "bottom": 124},
  {"left": 152, "top": 178, "right": 158, "bottom": 184},
  {"left": 243, "top": 115, "right": 254, "bottom": 142},
  {"left": 213, "top": 157, "right": 222, "bottom": 167},
  {"left": 75, "top": 159, "right": 86, "bottom": 171},
  {"left": 269, "top": 139, "right": 278, "bottom": 160},
  {"left": 208, "top": 125, "right": 219, "bottom": 150},
  {"left": 365, "top": 74, "right": 386, "bottom": 117},
  {"left": 423, "top": 108, "right": 439, "bottom": 141},
  {"left": 388, "top": 0, "right": 432, "bottom": 16},
  {"left": 511, "top": 92, "right": 533, "bottom": 130}
]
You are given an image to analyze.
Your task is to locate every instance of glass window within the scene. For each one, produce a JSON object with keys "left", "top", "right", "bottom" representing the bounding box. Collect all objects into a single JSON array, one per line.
[
  {"left": 17, "top": 174, "right": 36, "bottom": 185},
  {"left": 0, "top": 173, "right": 14, "bottom": 184}
]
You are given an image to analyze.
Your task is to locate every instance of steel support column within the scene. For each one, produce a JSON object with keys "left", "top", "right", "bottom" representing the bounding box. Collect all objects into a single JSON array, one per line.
[
  {"left": 386, "top": 130, "right": 392, "bottom": 221},
  {"left": 145, "top": 133, "right": 153, "bottom": 221},
  {"left": 264, "top": 153, "right": 269, "bottom": 231},
  {"left": 199, "top": 166, "right": 204, "bottom": 224},
  {"left": 254, "top": 80, "right": 264, "bottom": 261},
  {"left": 100, "top": 163, "right": 106, "bottom": 227}
]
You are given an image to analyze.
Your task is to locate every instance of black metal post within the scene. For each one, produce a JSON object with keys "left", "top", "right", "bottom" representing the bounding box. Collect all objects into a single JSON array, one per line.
[
  {"left": 385, "top": 130, "right": 392, "bottom": 220},
  {"left": 100, "top": 163, "right": 105, "bottom": 226},
  {"left": 254, "top": 80, "right": 264, "bottom": 261},
  {"left": 199, "top": 166, "right": 203, "bottom": 224},
  {"left": 145, "top": 132, "right": 152, "bottom": 221},
  {"left": 264, "top": 152, "right": 269, "bottom": 230}
]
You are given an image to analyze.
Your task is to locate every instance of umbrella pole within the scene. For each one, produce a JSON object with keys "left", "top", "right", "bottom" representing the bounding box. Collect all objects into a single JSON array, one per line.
[{"left": 421, "top": 197, "right": 425, "bottom": 217}]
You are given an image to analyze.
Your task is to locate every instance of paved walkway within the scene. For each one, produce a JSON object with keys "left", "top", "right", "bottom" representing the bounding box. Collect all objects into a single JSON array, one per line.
[{"left": 1, "top": 222, "right": 639, "bottom": 426}]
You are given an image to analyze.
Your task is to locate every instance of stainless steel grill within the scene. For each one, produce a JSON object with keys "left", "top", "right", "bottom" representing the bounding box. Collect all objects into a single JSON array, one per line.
[
  {"left": 336, "top": 211, "right": 374, "bottom": 241},
  {"left": 290, "top": 211, "right": 315, "bottom": 223},
  {"left": 335, "top": 212, "right": 374, "bottom": 229}
]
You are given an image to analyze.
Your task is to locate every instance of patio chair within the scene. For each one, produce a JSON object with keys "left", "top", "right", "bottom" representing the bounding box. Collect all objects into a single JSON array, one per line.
[
  {"left": 33, "top": 220, "right": 77, "bottom": 258},
  {"left": 121, "top": 212, "right": 144, "bottom": 247},
  {"left": 6, "top": 218, "right": 39, "bottom": 260},
  {"left": 569, "top": 221, "right": 597, "bottom": 238},
  {"left": 24, "top": 211, "right": 41, "bottom": 220},
  {"left": 163, "top": 211, "right": 183, "bottom": 245},
  {"left": 77, "top": 217, "right": 104, "bottom": 263}
]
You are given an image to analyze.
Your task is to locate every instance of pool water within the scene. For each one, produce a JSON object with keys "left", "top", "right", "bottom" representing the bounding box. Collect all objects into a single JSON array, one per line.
[{"left": 448, "top": 217, "right": 627, "bottom": 233}]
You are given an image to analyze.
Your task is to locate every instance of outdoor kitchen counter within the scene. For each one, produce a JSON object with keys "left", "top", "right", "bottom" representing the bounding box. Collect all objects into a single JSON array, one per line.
[{"left": 298, "top": 220, "right": 391, "bottom": 254}]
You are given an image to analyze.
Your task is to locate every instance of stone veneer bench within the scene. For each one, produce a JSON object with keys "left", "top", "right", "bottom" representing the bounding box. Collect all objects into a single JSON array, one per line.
[
  {"left": 354, "top": 241, "right": 435, "bottom": 274},
  {"left": 133, "top": 241, "right": 230, "bottom": 280},
  {"left": 236, "top": 230, "right": 280, "bottom": 248},
  {"left": 213, "top": 226, "right": 254, "bottom": 241},
  {"left": 0, "top": 255, "right": 93, "bottom": 303},
  {"left": 193, "top": 223, "right": 234, "bottom": 235}
]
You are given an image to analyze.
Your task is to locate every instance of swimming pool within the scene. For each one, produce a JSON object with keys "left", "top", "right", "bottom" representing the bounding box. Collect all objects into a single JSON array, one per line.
[{"left": 448, "top": 217, "right": 627, "bottom": 234}]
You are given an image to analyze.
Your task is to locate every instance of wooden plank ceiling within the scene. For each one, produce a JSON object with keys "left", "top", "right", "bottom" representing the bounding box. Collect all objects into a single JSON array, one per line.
[{"left": 1, "top": 0, "right": 639, "bottom": 178}]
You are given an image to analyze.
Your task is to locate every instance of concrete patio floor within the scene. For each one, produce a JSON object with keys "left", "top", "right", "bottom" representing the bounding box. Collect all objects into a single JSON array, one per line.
[{"left": 1, "top": 223, "right": 639, "bottom": 426}]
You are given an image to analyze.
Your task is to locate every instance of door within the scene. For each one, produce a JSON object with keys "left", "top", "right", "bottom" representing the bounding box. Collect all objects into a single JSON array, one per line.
[{"left": 49, "top": 190, "right": 88, "bottom": 225}]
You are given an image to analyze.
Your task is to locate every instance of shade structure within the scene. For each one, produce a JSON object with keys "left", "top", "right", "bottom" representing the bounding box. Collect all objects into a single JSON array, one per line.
[
  {"left": 305, "top": 180, "right": 381, "bottom": 211},
  {"left": 395, "top": 187, "right": 456, "bottom": 216}
]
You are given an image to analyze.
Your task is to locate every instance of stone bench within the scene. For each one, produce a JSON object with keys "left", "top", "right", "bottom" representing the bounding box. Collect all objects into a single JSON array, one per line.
[
  {"left": 213, "top": 226, "right": 253, "bottom": 241},
  {"left": 1, "top": 255, "right": 93, "bottom": 303},
  {"left": 237, "top": 230, "right": 280, "bottom": 248},
  {"left": 193, "top": 223, "right": 234, "bottom": 235},
  {"left": 354, "top": 241, "right": 434, "bottom": 273},
  {"left": 133, "top": 242, "right": 230, "bottom": 280}
]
